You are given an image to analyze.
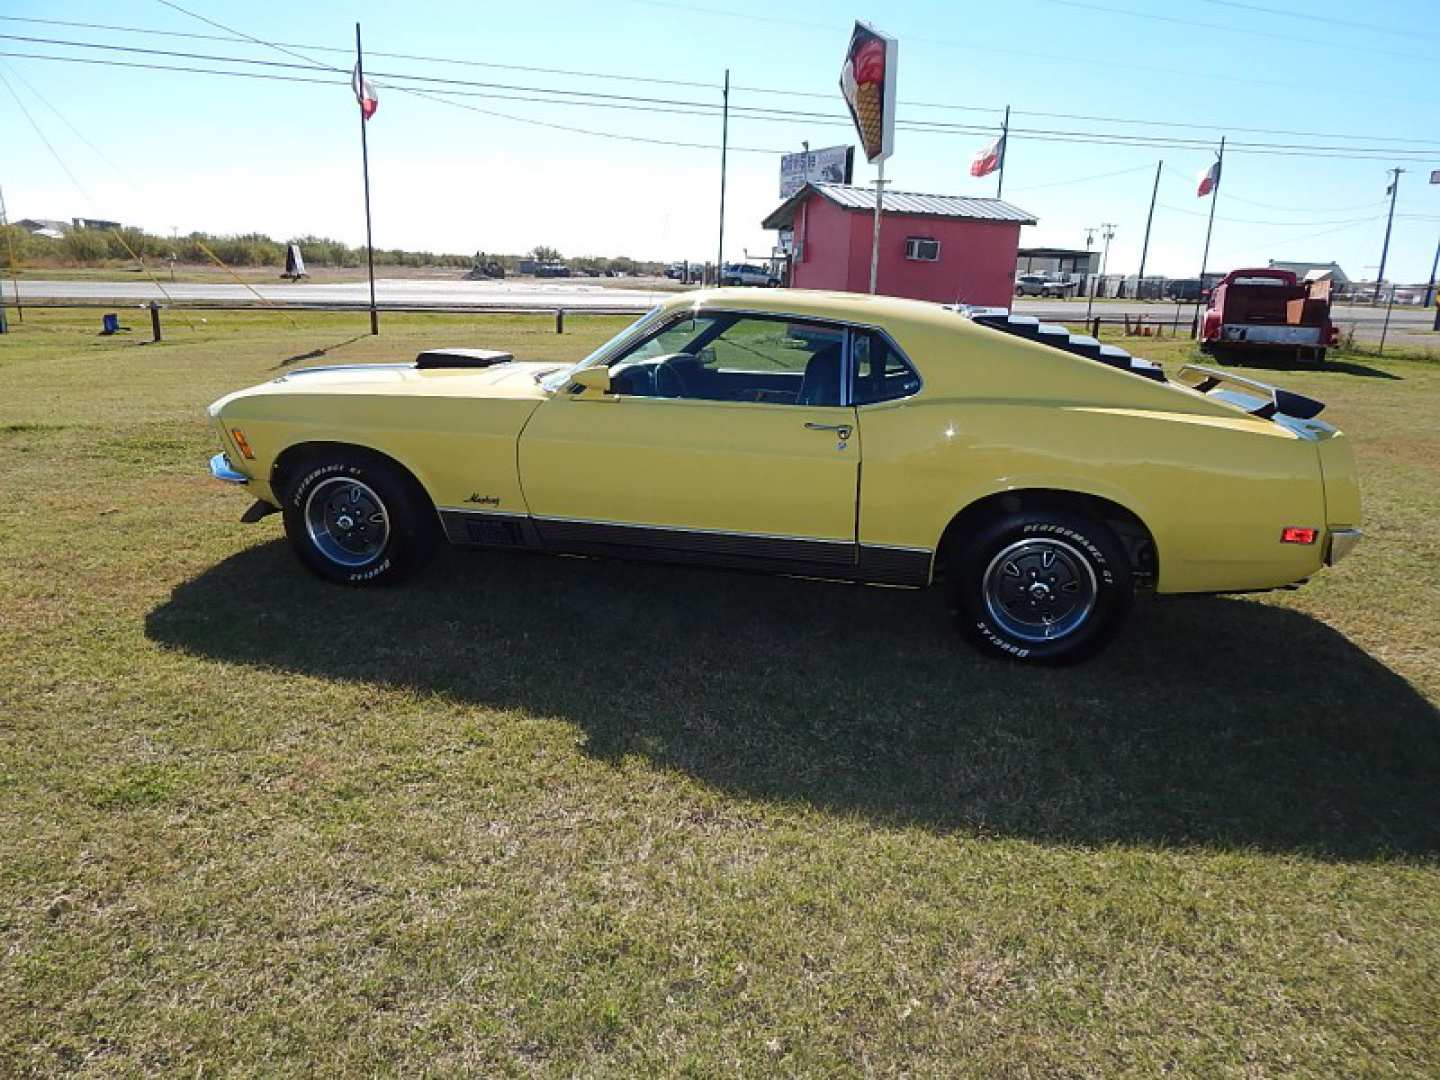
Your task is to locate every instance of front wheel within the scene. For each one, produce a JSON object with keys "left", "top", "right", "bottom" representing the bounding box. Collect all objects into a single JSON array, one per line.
[
  {"left": 948, "top": 510, "right": 1133, "bottom": 664},
  {"left": 282, "top": 451, "right": 438, "bottom": 585}
]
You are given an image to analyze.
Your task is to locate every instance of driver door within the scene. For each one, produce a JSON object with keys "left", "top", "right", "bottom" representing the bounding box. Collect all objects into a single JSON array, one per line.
[{"left": 518, "top": 311, "right": 860, "bottom": 573}]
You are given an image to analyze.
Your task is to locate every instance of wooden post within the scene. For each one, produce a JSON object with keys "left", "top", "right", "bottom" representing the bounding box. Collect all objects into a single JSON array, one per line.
[
  {"left": 149, "top": 301, "right": 162, "bottom": 342},
  {"left": 556, "top": 309, "right": 565, "bottom": 335}
]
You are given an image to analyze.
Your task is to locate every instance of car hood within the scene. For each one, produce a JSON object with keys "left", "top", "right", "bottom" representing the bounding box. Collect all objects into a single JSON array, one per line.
[{"left": 208, "top": 361, "right": 560, "bottom": 414}]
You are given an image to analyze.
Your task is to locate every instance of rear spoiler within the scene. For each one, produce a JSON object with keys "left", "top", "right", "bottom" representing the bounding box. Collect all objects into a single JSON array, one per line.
[{"left": 1177, "top": 364, "right": 1325, "bottom": 420}]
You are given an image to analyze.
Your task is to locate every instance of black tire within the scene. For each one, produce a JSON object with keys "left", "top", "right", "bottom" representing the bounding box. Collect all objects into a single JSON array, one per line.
[
  {"left": 281, "top": 450, "right": 438, "bottom": 586},
  {"left": 947, "top": 509, "right": 1133, "bottom": 665}
]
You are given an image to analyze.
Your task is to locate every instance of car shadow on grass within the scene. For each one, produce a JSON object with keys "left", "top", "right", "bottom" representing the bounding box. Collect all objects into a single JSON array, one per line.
[{"left": 145, "top": 541, "right": 1440, "bottom": 861}]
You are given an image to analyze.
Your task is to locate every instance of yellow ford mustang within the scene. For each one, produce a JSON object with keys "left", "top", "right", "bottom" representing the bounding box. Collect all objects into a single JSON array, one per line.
[{"left": 207, "top": 289, "right": 1360, "bottom": 663}]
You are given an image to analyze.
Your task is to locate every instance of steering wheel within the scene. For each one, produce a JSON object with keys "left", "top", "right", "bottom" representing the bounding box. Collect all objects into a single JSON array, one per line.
[{"left": 650, "top": 353, "right": 693, "bottom": 398}]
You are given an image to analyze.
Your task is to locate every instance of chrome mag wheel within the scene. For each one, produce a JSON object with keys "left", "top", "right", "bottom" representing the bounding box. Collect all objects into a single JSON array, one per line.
[
  {"left": 982, "top": 538, "right": 1098, "bottom": 643},
  {"left": 303, "top": 476, "right": 390, "bottom": 568}
]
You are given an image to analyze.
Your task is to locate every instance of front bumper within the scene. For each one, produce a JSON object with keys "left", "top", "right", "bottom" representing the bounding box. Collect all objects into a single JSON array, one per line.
[
  {"left": 209, "top": 452, "right": 249, "bottom": 485},
  {"left": 1326, "top": 528, "right": 1363, "bottom": 566}
]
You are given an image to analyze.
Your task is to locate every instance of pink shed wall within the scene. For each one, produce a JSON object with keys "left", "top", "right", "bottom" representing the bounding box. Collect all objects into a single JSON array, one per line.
[{"left": 791, "top": 192, "right": 1023, "bottom": 308}]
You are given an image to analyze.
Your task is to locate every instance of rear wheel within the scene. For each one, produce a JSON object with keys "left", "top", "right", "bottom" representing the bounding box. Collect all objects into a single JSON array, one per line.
[
  {"left": 281, "top": 450, "right": 438, "bottom": 585},
  {"left": 947, "top": 510, "right": 1133, "bottom": 664}
]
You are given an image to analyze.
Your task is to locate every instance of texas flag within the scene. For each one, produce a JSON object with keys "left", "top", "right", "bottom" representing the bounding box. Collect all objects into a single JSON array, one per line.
[
  {"left": 970, "top": 132, "right": 1005, "bottom": 178},
  {"left": 1196, "top": 159, "right": 1220, "bottom": 197},
  {"left": 352, "top": 63, "right": 378, "bottom": 120}
]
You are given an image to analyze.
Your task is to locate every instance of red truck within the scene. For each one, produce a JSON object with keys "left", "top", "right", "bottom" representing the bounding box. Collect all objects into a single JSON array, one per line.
[{"left": 1200, "top": 267, "right": 1338, "bottom": 366}]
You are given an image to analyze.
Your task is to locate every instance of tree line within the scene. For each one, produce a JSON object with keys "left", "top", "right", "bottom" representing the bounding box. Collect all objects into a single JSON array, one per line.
[{"left": 0, "top": 227, "right": 670, "bottom": 276}]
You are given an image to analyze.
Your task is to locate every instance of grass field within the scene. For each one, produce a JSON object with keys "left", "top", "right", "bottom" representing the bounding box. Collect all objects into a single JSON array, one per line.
[{"left": 1, "top": 309, "right": 1438, "bottom": 1075}]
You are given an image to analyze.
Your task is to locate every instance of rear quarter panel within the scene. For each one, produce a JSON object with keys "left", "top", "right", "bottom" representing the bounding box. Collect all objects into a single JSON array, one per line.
[{"left": 866, "top": 317, "right": 1328, "bottom": 593}]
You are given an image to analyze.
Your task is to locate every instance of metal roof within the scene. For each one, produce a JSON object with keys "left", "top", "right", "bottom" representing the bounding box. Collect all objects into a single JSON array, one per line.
[{"left": 762, "top": 182, "right": 1037, "bottom": 229}]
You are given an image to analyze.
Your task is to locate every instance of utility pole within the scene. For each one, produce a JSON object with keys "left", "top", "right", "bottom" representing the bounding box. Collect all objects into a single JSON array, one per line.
[
  {"left": 355, "top": 23, "right": 378, "bottom": 335},
  {"left": 1136, "top": 160, "right": 1162, "bottom": 299},
  {"left": 1374, "top": 167, "right": 1404, "bottom": 303},
  {"left": 717, "top": 69, "right": 729, "bottom": 281},
  {"left": 1099, "top": 223, "right": 1117, "bottom": 278},
  {"left": 1083, "top": 226, "right": 1098, "bottom": 322}
]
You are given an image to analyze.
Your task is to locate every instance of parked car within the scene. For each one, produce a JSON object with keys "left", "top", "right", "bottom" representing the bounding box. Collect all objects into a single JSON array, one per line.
[
  {"left": 721, "top": 263, "right": 780, "bottom": 287},
  {"left": 1015, "top": 274, "right": 1049, "bottom": 297},
  {"left": 207, "top": 289, "right": 1360, "bottom": 664}
]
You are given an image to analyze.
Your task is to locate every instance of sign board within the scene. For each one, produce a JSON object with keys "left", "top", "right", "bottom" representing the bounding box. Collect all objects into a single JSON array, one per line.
[
  {"left": 839, "top": 22, "right": 898, "bottom": 164},
  {"left": 779, "top": 145, "right": 855, "bottom": 198}
]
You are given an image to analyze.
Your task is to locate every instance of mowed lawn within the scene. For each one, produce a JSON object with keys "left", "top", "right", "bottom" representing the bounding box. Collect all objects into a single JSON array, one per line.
[{"left": 1, "top": 308, "right": 1438, "bottom": 1076}]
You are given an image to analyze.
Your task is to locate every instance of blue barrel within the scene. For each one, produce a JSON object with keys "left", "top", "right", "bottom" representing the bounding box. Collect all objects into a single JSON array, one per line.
[{"left": 102, "top": 313, "right": 119, "bottom": 335}]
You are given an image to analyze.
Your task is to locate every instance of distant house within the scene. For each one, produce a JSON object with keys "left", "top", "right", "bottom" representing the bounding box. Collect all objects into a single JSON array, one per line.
[
  {"left": 72, "top": 217, "right": 122, "bottom": 232},
  {"left": 1269, "top": 260, "right": 1349, "bottom": 285},
  {"left": 15, "top": 218, "right": 70, "bottom": 240},
  {"left": 762, "top": 182, "right": 1037, "bottom": 307}
]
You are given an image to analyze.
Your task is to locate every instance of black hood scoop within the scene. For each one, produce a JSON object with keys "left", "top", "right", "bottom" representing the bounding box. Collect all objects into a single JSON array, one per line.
[{"left": 414, "top": 348, "right": 515, "bottom": 370}]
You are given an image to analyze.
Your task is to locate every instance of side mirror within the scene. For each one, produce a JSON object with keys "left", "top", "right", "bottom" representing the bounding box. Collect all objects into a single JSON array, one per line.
[{"left": 571, "top": 366, "right": 612, "bottom": 396}]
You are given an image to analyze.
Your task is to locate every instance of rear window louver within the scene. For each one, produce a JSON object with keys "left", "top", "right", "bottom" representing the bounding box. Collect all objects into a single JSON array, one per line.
[{"left": 954, "top": 307, "right": 1167, "bottom": 383}]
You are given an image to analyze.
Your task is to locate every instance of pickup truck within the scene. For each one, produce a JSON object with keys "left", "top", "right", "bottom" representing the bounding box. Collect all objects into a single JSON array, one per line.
[{"left": 1200, "top": 268, "right": 1338, "bottom": 366}]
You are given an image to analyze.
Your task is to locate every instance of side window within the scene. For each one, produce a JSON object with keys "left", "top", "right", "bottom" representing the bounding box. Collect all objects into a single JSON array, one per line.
[
  {"left": 606, "top": 313, "right": 845, "bottom": 407},
  {"left": 852, "top": 332, "right": 921, "bottom": 405}
]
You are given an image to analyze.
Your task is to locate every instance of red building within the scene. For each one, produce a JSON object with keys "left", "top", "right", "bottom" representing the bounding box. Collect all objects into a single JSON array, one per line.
[{"left": 762, "top": 183, "right": 1037, "bottom": 308}]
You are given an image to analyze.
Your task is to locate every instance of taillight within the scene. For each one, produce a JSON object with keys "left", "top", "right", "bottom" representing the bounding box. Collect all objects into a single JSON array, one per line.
[{"left": 1281, "top": 527, "right": 1318, "bottom": 545}]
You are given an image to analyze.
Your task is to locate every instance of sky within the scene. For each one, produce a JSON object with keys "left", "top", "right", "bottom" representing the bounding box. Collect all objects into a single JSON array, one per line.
[{"left": 2, "top": 0, "right": 1439, "bottom": 281}]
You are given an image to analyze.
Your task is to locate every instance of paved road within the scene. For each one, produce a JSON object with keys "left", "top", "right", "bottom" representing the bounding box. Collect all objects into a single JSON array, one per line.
[
  {"left": 9, "top": 278, "right": 1437, "bottom": 346},
  {"left": 8, "top": 277, "right": 671, "bottom": 311}
]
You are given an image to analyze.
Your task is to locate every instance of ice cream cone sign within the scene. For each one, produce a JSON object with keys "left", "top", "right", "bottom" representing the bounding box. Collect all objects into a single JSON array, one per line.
[{"left": 840, "top": 22, "right": 897, "bottom": 164}]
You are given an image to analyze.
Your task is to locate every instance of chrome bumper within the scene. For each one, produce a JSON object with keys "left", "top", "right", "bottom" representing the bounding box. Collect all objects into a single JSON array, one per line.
[
  {"left": 209, "top": 452, "right": 249, "bottom": 485},
  {"left": 1326, "top": 528, "right": 1362, "bottom": 566}
]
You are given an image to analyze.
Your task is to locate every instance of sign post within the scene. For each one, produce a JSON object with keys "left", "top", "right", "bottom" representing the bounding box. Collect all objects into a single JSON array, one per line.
[{"left": 840, "top": 22, "right": 897, "bottom": 295}]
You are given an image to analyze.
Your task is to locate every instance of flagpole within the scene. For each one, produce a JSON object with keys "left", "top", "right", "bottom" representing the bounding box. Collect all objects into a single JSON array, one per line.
[
  {"left": 717, "top": 68, "right": 729, "bottom": 281},
  {"left": 356, "top": 22, "right": 378, "bottom": 336},
  {"left": 1136, "top": 159, "right": 1162, "bottom": 299},
  {"left": 996, "top": 105, "right": 1009, "bottom": 200},
  {"left": 1194, "top": 135, "right": 1224, "bottom": 334},
  {"left": 870, "top": 159, "right": 885, "bottom": 294}
]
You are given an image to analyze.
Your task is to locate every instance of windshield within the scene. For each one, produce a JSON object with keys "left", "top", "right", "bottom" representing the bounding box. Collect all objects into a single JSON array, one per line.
[{"left": 538, "top": 305, "right": 667, "bottom": 393}]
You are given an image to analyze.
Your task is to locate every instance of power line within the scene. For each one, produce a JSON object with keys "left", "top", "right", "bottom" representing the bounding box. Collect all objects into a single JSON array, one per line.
[
  {"left": 141, "top": 4, "right": 784, "bottom": 156},
  {"left": 1004, "top": 163, "right": 1155, "bottom": 194},
  {"left": 632, "top": 0, "right": 1440, "bottom": 106},
  {"left": 1193, "top": 0, "right": 1438, "bottom": 42},
  {"left": 0, "top": 67, "right": 92, "bottom": 202},
  {"left": 2, "top": 14, "right": 1437, "bottom": 146},
  {"left": 1037, "top": 0, "right": 1434, "bottom": 64},
  {"left": 1156, "top": 201, "right": 1386, "bottom": 228},
  {"left": 5, "top": 37, "right": 1439, "bottom": 162},
  {"left": 0, "top": 58, "right": 135, "bottom": 187}
]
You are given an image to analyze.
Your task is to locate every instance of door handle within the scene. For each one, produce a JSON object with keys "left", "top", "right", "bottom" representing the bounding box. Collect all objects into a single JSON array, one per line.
[{"left": 805, "top": 422, "right": 853, "bottom": 439}]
